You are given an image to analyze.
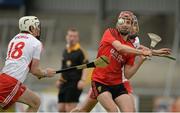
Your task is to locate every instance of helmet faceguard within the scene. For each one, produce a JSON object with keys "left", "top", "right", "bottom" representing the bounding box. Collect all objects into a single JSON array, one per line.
[{"left": 116, "top": 11, "right": 134, "bottom": 36}]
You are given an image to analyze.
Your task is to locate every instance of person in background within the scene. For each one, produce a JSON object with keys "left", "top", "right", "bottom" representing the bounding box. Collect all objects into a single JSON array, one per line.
[{"left": 56, "top": 28, "right": 88, "bottom": 112}]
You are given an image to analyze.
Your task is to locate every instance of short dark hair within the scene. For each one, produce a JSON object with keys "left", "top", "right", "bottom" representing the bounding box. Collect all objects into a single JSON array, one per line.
[{"left": 67, "top": 27, "right": 78, "bottom": 33}]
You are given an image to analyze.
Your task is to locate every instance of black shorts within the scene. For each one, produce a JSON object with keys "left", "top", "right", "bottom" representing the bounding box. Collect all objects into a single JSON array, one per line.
[
  {"left": 91, "top": 81, "right": 128, "bottom": 100},
  {"left": 58, "top": 84, "right": 82, "bottom": 103}
]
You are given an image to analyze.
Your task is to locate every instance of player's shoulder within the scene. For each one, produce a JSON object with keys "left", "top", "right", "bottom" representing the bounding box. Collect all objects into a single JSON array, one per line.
[
  {"left": 102, "top": 28, "right": 118, "bottom": 40},
  {"left": 104, "top": 28, "right": 116, "bottom": 34},
  {"left": 79, "top": 46, "right": 87, "bottom": 54},
  {"left": 103, "top": 28, "right": 111, "bottom": 35},
  {"left": 27, "top": 34, "right": 41, "bottom": 45},
  {"left": 79, "top": 46, "right": 87, "bottom": 52},
  {"left": 79, "top": 47, "right": 89, "bottom": 61}
]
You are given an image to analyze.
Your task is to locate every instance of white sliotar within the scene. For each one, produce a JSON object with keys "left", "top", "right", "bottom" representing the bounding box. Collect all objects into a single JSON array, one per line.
[{"left": 118, "top": 18, "right": 125, "bottom": 25}]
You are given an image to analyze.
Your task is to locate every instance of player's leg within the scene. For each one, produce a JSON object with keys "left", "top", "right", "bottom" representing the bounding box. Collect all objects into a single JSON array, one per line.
[
  {"left": 114, "top": 94, "right": 135, "bottom": 112},
  {"left": 123, "top": 81, "right": 136, "bottom": 111},
  {"left": 97, "top": 91, "right": 118, "bottom": 112},
  {"left": 65, "top": 103, "right": 77, "bottom": 112},
  {"left": 71, "top": 86, "right": 99, "bottom": 112},
  {"left": 79, "top": 97, "right": 97, "bottom": 112},
  {"left": 58, "top": 103, "right": 66, "bottom": 112},
  {"left": 77, "top": 87, "right": 98, "bottom": 112},
  {"left": 57, "top": 89, "right": 66, "bottom": 112},
  {"left": 92, "top": 81, "right": 118, "bottom": 112},
  {"left": 110, "top": 83, "right": 134, "bottom": 112},
  {"left": 64, "top": 87, "right": 82, "bottom": 112},
  {"left": 71, "top": 97, "right": 97, "bottom": 112},
  {"left": 17, "top": 88, "right": 41, "bottom": 112},
  {"left": 129, "top": 93, "right": 136, "bottom": 111},
  {"left": 70, "top": 107, "right": 79, "bottom": 112}
]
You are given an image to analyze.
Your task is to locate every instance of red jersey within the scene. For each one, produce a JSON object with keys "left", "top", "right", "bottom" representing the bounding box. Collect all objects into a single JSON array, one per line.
[{"left": 92, "top": 28, "right": 135, "bottom": 85}]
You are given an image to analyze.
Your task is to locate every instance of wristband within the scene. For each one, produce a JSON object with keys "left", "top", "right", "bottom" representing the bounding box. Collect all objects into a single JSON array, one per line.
[{"left": 43, "top": 69, "right": 48, "bottom": 77}]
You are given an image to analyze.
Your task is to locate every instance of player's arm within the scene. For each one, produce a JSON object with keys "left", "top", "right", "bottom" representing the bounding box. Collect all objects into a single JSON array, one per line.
[
  {"left": 77, "top": 68, "right": 88, "bottom": 89},
  {"left": 139, "top": 45, "right": 171, "bottom": 56},
  {"left": 102, "top": 29, "right": 151, "bottom": 56},
  {"left": 112, "top": 40, "right": 151, "bottom": 56},
  {"left": 80, "top": 69, "right": 88, "bottom": 81},
  {"left": 30, "top": 58, "right": 55, "bottom": 79},
  {"left": 30, "top": 41, "right": 55, "bottom": 79},
  {"left": 78, "top": 49, "right": 89, "bottom": 89},
  {"left": 152, "top": 48, "right": 171, "bottom": 55},
  {"left": 124, "top": 56, "right": 146, "bottom": 79},
  {"left": 80, "top": 49, "right": 89, "bottom": 81},
  {"left": 56, "top": 52, "right": 67, "bottom": 87}
]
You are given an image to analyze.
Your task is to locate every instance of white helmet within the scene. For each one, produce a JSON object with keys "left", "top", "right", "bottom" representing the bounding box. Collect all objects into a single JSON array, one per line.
[{"left": 19, "top": 16, "right": 40, "bottom": 32}]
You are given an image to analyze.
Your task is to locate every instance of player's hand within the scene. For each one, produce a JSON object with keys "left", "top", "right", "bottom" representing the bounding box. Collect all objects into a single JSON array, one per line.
[
  {"left": 152, "top": 48, "right": 171, "bottom": 55},
  {"left": 77, "top": 80, "right": 86, "bottom": 90},
  {"left": 46, "top": 68, "right": 56, "bottom": 77}
]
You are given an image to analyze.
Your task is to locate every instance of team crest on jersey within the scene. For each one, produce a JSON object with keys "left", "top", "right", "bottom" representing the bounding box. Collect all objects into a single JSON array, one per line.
[{"left": 66, "top": 60, "right": 72, "bottom": 67}]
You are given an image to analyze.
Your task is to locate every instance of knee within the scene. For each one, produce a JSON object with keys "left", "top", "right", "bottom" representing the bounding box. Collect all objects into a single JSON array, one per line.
[{"left": 31, "top": 95, "right": 41, "bottom": 109}]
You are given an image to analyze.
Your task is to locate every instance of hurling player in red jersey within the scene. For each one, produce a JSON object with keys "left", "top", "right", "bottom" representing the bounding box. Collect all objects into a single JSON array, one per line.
[
  {"left": 71, "top": 13, "right": 171, "bottom": 112},
  {"left": 91, "top": 11, "right": 172, "bottom": 112},
  {"left": 71, "top": 13, "right": 141, "bottom": 112},
  {"left": 71, "top": 11, "right": 150, "bottom": 113},
  {"left": 90, "top": 11, "right": 152, "bottom": 112}
]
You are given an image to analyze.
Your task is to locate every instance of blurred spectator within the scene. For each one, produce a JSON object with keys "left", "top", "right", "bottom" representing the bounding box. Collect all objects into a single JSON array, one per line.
[
  {"left": 56, "top": 28, "right": 88, "bottom": 112},
  {"left": 153, "top": 96, "right": 173, "bottom": 112},
  {"left": 171, "top": 97, "right": 180, "bottom": 112}
]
